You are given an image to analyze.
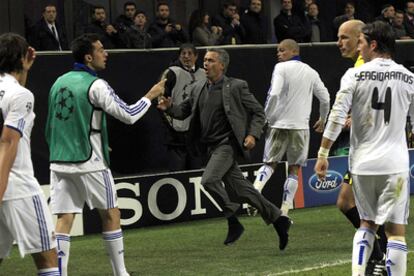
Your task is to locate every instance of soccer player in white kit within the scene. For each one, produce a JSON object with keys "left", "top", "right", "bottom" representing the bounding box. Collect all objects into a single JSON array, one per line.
[
  {"left": 0, "top": 33, "right": 59, "bottom": 276},
  {"left": 315, "top": 21, "right": 411, "bottom": 276},
  {"left": 252, "top": 39, "right": 330, "bottom": 216},
  {"left": 45, "top": 34, "right": 165, "bottom": 276}
]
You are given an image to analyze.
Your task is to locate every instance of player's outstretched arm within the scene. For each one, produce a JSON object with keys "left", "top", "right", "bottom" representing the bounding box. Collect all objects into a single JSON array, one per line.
[
  {"left": 144, "top": 79, "right": 166, "bottom": 101},
  {"left": 0, "top": 127, "right": 20, "bottom": 203}
]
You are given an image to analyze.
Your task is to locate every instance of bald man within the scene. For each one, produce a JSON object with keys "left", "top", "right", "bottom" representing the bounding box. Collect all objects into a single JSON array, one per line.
[
  {"left": 251, "top": 39, "right": 330, "bottom": 218},
  {"left": 336, "top": 20, "right": 387, "bottom": 275}
]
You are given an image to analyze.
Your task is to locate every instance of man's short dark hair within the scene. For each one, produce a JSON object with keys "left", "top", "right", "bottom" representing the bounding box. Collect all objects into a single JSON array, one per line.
[
  {"left": 71, "top": 33, "right": 100, "bottom": 64},
  {"left": 0, "top": 33, "right": 29, "bottom": 74},
  {"left": 362, "top": 21, "right": 395, "bottom": 55},
  {"left": 179, "top": 43, "right": 197, "bottom": 56},
  {"left": 92, "top": 5, "right": 105, "bottom": 15},
  {"left": 395, "top": 9, "right": 404, "bottom": 15},
  {"left": 157, "top": 1, "right": 169, "bottom": 10},
  {"left": 223, "top": 0, "right": 237, "bottom": 9},
  {"left": 124, "top": 1, "right": 136, "bottom": 10},
  {"left": 43, "top": 4, "right": 56, "bottom": 12}
]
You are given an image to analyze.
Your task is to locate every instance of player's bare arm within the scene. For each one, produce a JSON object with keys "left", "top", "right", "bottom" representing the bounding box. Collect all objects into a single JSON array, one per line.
[{"left": 0, "top": 127, "right": 21, "bottom": 203}]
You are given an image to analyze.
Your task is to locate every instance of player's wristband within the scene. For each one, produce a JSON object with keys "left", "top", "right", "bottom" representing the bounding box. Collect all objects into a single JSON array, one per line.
[{"left": 318, "top": 147, "right": 329, "bottom": 159}]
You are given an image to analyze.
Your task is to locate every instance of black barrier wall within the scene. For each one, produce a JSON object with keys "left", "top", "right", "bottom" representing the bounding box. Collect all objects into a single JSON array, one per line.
[{"left": 28, "top": 42, "right": 414, "bottom": 184}]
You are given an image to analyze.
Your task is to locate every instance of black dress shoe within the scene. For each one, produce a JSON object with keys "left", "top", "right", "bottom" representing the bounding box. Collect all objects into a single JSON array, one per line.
[
  {"left": 223, "top": 222, "right": 245, "bottom": 245},
  {"left": 273, "top": 216, "right": 292, "bottom": 250}
]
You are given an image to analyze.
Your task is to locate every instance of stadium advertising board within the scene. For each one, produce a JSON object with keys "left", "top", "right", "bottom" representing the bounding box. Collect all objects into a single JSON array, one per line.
[{"left": 82, "top": 164, "right": 287, "bottom": 234}]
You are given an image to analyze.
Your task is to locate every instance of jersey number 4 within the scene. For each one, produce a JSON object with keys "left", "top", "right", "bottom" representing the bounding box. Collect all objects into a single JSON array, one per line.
[{"left": 371, "top": 87, "right": 391, "bottom": 125}]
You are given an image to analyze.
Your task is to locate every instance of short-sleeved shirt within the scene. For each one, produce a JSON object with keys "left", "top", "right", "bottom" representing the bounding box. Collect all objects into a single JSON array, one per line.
[
  {"left": 327, "top": 58, "right": 414, "bottom": 174},
  {"left": 0, "top": 73, "right": 41, "bottom": 201}
]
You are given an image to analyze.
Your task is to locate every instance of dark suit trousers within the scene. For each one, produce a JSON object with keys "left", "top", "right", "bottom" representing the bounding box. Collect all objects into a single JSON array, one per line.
[{"left": 201, "top": 141, "right": 281, "bottom": 224}]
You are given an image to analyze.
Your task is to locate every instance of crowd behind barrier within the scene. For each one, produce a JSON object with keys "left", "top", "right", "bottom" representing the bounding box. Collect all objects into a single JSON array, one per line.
[
  {"left": 20, "top": 0, "right": 414, "bottom": 52},
  {"left": 27, "top": 41, "right": 414, "bottom": 185}
]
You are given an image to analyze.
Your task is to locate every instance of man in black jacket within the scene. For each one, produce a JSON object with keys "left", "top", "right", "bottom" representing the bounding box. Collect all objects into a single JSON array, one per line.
[
  {"left": 240, "top": 0, "right": 268, "bottom": 44},
  {"left": 273, "top": 0, "right": 311, "bottom": 43},
  {"left": 28, "top": 4, "right": 68, "bottom": 51},
  {"left": 84, "top": 6, "right": 124, "bottom": 49},
  {"left": 212, "top": 0, "right": 245, "bottom": 44},
  {"left": 147, "top": 2, "right": 188, "bottom": 48}
]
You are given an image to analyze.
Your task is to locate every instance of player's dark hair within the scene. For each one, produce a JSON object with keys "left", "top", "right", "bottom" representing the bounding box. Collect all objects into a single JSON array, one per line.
[
  {"left": 362, "top": 21, "right": 395, "bottom": 56},
  {"left": 0, "top": 33, "right": 29, "bottom": 74},
  {"left": 71, "top": 33, "right": 100, "bottom": 64}
]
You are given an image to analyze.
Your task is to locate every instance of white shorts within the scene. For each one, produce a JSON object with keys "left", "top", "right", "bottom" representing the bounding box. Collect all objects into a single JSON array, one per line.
[
  {"left": 263, "top": 128, "right": 309, "bottom": 166},
  {"left": 0, "top": 194, "right": 56, "bottom": 258},
  {"left": 50, "top": 169, "right": 118, "bottom": 214},
  {"left": 352, "top": 172, "right": 410, "bottom": 225}
]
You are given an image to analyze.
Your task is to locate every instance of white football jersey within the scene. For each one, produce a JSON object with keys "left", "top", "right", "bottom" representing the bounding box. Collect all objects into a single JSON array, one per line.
[
  {"left": 0, "top": 73, "right": 42, "bottom": 201},
  {"left": 327, "top": 58, "right": 414, "bottom": 174},
  {"left": 264, "top": 60, "right": 330, "bottom": 129}
]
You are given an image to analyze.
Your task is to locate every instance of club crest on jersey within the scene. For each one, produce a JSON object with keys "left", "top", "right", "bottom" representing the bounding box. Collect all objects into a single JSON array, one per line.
[
  {"left": 26, "top": 102, "right": 32, "bottom": 112},
  {"left": 308, "top": 170, "right": 343, "bottom": 192},
  {"left": 55, "top": 87, "right": 74, "bottom": 121}
]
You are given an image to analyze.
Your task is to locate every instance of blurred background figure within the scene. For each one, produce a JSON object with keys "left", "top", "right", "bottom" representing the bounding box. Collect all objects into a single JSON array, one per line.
[
  {"left": 28, "top": 4, "right": 68, "bottom": 50},
  {"left": 241, "top": 0, "right": 269, "bottom": 44},
  {"left": 148, "top": 2, "right": 188, "bottom": 48},
  {"left": 376, "top": 4, "right": 395, "bottom": 26},
  {"left": 404, "top": 0, "right": 414, "bottom": 38},
  {"left": 307, "top": 2, "right": 328, "bottom": 42},
  {"left": 84, "top": 6, "right": 124, "bottom": 49},
  {"left": 115, "top": 1, "right": 136, "bottom": 34},
  {"left": 212, "top": 0, "right": 245, "bottom": 45},
  {"left": 124, "top": 10, "right": 152, "bottom": 49},
  {"left": 188, "top": 9, "right": 222, "bottom": 46},
  {"left": 333, "top": 1, "right": 356, "bottom": 35},
  {"left": 393, "top": 10, "right": 411, "bottom": 40}
]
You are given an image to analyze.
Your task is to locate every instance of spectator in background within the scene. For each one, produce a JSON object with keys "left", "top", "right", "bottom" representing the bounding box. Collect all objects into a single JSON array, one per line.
[
  {"left": 160, "top": 44, "right": 206, "bottom": 171},
  {"left": 393, "top": 10, "right": 411, "bottom": 40},
  {"left": 273, "top": 0, "right": 311, "bottom": 43},
  {"left": 333, "top": 1, "right": 356, "bottom": 32},
  {"left": 148, "top": 2, "right": 188, "bottom": 48},
  {"left": 124, "top": 10, "right": 152, "bottom": 48},
  {"left": 188, "top": 10, "right": 223, "bottom": 46},
  {"left": 28, "top": 4, "right": 68, "bottom": 51},
  {"left": 240, "top": 0, "right": 268, "bottom": 44},
  {"left": 307, "top": 2, "right": 328, "bottom": 42},
  {"left": 376, "top": 4, "right": 395, "bottom": 26},
  {"left": 404, "top": 1, "right": 414, "bottom": 38},
  {"left": 212, "top": 0, "right": 246, "bottom": 45},
  {"left": 114, "top": 2, "right": 136, "bottom": 33},
  {"left": 84, "top": 6, "right": 124, "bottom": 49}
]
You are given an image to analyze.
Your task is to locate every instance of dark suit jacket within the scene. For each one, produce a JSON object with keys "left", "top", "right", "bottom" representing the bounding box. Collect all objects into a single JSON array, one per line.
[
  {"left": 167, "top": 76, "right": 265, "bottom": 160},
  {"left": 28, "top": 19, "right": 68, "bottom": 50}
]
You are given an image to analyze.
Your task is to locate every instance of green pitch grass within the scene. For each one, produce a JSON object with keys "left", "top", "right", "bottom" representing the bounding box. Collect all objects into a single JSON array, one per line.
[{"left": 2, "top": 197, "right": 413, "bottom": 275}]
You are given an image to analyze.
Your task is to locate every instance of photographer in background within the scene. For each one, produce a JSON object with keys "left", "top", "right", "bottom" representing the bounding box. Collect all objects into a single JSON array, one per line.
[
  {"left": 148, "top": 2, "right": 188, "bottom": 48},
  {"left": 84, "top": 6, "right": 125, "bottom": 49}
]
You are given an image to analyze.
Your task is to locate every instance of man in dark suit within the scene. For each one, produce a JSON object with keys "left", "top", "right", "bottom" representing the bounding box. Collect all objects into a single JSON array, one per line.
[
  {"left": 28, "top": 4, "right": 68, "bottom": 51},
  {"left": 157, "top": 48, "right": 291, "bottom": 250}
]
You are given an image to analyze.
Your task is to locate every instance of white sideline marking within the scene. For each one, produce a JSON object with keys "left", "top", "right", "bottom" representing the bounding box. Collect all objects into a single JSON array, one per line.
[{"left": 267, "top": 251, "right": 414, "bottom": 276}]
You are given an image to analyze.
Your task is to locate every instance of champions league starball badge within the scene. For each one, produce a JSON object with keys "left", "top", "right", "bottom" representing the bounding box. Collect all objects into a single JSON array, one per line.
[{"left": 55, "top": 87, "right": 75, "bottom": 121}]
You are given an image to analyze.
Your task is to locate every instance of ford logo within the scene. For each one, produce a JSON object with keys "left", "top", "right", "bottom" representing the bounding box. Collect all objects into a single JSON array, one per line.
[
  {"left": 308, "top": 170, "right": 343, "bottom": 192},
  {"left": 410, "top": 164, "right": 414, "bottom": 179}
]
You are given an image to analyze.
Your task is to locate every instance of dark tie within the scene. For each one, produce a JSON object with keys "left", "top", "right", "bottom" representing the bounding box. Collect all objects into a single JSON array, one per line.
[{"left": 51, "top": 26, "right": 62, "bottom": 50}]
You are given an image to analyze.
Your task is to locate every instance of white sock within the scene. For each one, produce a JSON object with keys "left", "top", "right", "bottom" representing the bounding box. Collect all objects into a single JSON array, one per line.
[
  {"left": 386, "top": 240, "right": 407, "bottom": 276},
  {"left": 281, "top": 175, "right": 298, "bottom": 216},
  {"left": 56, "top": 233, "right": 71, "bottom": 276},
  {"left": 103, "top": 229, "right": 128, "bottom": 276},
  {"left": 38, "top": 267, "right": 60, "bottom": 276},
  {"left": 352, "top": 228, "right": 375, "bottom": 276},
  {"left": 253, "top": 164, "right": 274, "bottom": 193}
]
